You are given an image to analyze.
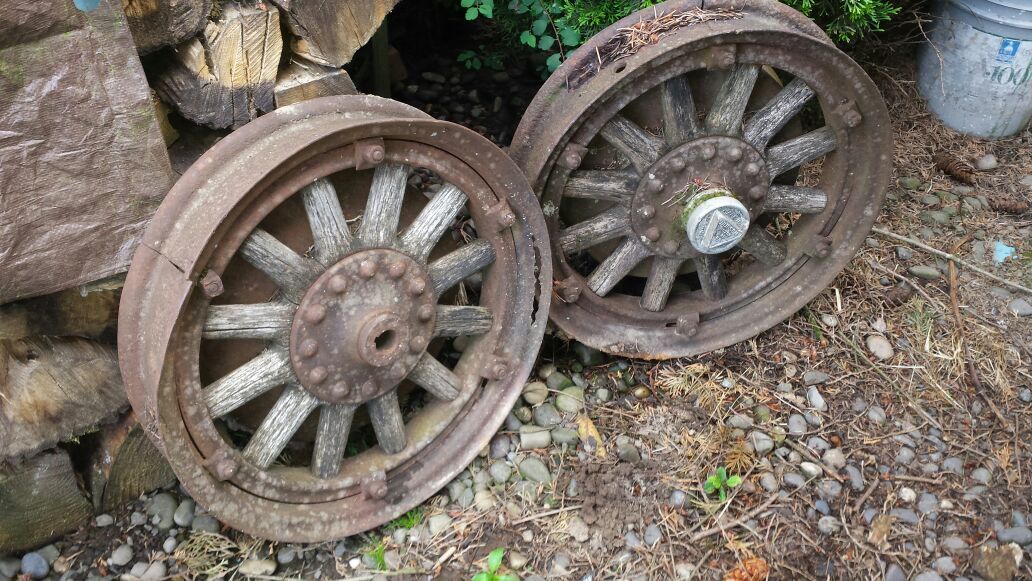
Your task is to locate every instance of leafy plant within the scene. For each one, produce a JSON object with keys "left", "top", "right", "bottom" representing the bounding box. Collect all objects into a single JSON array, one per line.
[
  {"left": 703, "top": 466, "right": 742, "bottom": 501},
  {"left": 363, "top": 540, "right": 388, "bottom": 571},
  {"left": 387, "top": 507, "right": 424, "bottom": 531},
  {"left": 458, "top": 48, "right": 504, "bottom": 70},
  {"left": 780, "top": 0, "right": 900, "bottom": 43},
  {"left": 462, "top": 0, "right": 495, "bottom": 20},
  {"left": 472, "top": 547, "right": 519, "bottom": 581}
]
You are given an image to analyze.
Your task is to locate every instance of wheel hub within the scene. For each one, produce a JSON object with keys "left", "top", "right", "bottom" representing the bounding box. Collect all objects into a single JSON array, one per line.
[
  {"left": 630, "top": 135, "right": 769, "bottom": 258},
  {"left": 289, "top": 248, "right": 436, "bottom": 405},
  {"left": 683, "top": 189, "right": 751, "bottom": 254}
]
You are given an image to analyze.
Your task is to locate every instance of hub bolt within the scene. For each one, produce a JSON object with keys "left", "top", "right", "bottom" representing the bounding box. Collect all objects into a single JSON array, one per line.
[
  {"left": 367, "top": 145, "right": 386, "bottom": 164},
  {"left": 204, "top": 451, "right": 239, "bottom": 481},
  {"left": 726, "top": 147, "right": 743, "bottom": 161},
  {"left": 644, "top": 227, "right": 661, "bottom": 242},
  {"left": 662, "top": 240, "right": 680, "bottom": 254},
  {"left": 304, "top": 304, "right": 327, "bottom": 324},
  {"left": 701, "top": 145, "right": 716, "bottom": 161},
  {"left": 362, "top": 474, "right": 388, "bottom": 500},
  {"left": 329, "top": 382, "right": 351, "bottom": 400},
  {"left": 390, "top": 363, "right": 408, "bottom": 379},
  {"left": 309, "top": 366, "right": 328, "bottom": 384},
  {"left": 749, "top": 186, "right": 766, "bottom": 201},
  {"left": 361, "top": 381, "right": 378, "bottom": 397},
  {"left": 329, "top": 275, "right": 349, "bottom": 294},
  {"left": 417, "top": 304, "right": 434, "bottom": 322},
  {"left": 409, "top": 336, "right": 425, "bottom": 352},
  {"left": 359, "top": 260, "right": 378, "bottom": 279},
  {"left": 744, "top": 162, "right": 760, "bottom": 176},
  {"left": 647, "top": 179, "right": 664, "bottom": 193},
  {"left": 300, "top": 339, "right": 319, "bottom": 358},
  {"left": 388, "top": 261, "right": 407, "bottom": 279},
  {"left": 637, "top": 204, "right": 656, "bottom": 219},
  {"left": 669, "top": 157, "right": 686, "bottom": 172},
  {"left": 408, "top": 278, "right": 427, "bottom": 296}
]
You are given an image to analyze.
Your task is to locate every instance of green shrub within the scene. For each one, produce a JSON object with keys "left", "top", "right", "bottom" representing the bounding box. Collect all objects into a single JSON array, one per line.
[{"left": 781, "top": 0, "right": 900, "bottom": 43}]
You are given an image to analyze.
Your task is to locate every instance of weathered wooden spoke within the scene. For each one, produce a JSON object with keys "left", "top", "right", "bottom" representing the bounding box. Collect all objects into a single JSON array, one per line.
[
  {"left": 694, "top": 254, "right": 728, "bottom": 301},
  {"left": 242, "top": 384, "right": 320, "bottom": 469},
  {"left": 311, "top": 404, "right": 356, "bottom": 478},
  {"left": 428, "top": 239, "right": 496, "bottom": 295},
  {"left": 640, "top": 256, "right": 683, "bottom": 311},
  {"left": 742, "top": 77, "right": 815, "bottom": 149},
  {"left": 599, "top": 114, "right": 664, "bottom": 173},
  {"left": 766, "top": 126, "right": 837, "bottom": 178},
  {"left": 239, "top": 229, "right": 321, "bottom": 303},
  {"left": 705, "top": 64, "right": 760, "bottom": 136},
  {"left": 202, "top": 303, "right": 295, "bottom": 341},
  {"left": 564, "top": 171, "right": 638, "bottom": 203},
  {"left": 398, "top": 184, "right": 467, "bottom": 261},
  {"left": 764, "top": 185, "right": 827, "bottom": 214},
  {"left": 367, "top": 391, "right": 406, "bottom": 454},
  {"left": 357, "top": 163, "right": 409, "bottom": 248},
  {"left": 558, "top": 206, "right": 632, "bottom": 254},
  {"left": 587, "top": 237, "right": 651, "bottom": 296},
  {"left": 660, "top": 75, "right": 700, "bottom": 146},
  {"left": 738, "top": 227, "right": 788, "bottom": 266},
  {"left": 407, "top": 354, "right": 461, "bottom": 401},
  {"left": 205, "top": 348, "right": 294, "bottom": 418},
  {"left": 433, "top": 305, "right": 493, "bottom": 337},
  {"left": 302, "top": 178, "right": 353, "bottom": 265}
]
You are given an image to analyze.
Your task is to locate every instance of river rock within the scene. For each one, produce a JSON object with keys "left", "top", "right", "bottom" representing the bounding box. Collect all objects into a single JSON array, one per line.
[
  {"left": 520, "top": 425, "right": 551, "bottom": 449},
  {"left": 556, "top": 387, "right": 585, "bottom": 413},
  {"left": 522, "top": 381, "right": 548, "bottom": 405},
  {"left": 533, "top": 403, "right": 561, "bottom": 428},
  {"left": 518, "top": 457, "right": 552, "bottom": 482},
  {"left": 866, "top": 334, "right": 895, "bottom": 360},
  {"left": 239, "top": 559, "right": 277, "bottom": 577}
]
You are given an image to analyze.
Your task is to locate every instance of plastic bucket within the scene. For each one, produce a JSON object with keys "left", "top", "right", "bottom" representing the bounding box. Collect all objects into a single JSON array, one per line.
[{"left": 917, "top": 0, "right": 1032, "bottom": 138}]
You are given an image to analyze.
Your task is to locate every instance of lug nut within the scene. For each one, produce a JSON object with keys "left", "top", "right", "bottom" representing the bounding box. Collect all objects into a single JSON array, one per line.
[
  {"left": 359, "top": 260, "right": 378, "bottom": 279},
  {"left": 417, "top": 304, "right": 434, "bottom": 322},
  {"left": 300, "top": 339, "right": 319, "bottom": 358},
  {"left": 329, "top": 382, "right": 351, "bottom": 400},
  {"left": 390, "top": 363, "right": 408, "bottom": 379},
  {"left": 744, "top": 162, "right": 760, "bottom": 176},
  {"left": 563, "top": 150, "right": 583, "bottom": 169},
  {"left": 647, "top": 179, "right": 664, "bottom": 193},
  {"left": 388, "top": 261, "right": 407, "bottom": 279},
  {"left": 367, "top": 145, "right": 385, "bottom": 164},
  {"left": 408, "top": 278, "right": 426, "bottom": 296},
  {"left": 669, "top": 157, "right": 686, "bottom": 172},
  {"left": 844, "top": 110, "right": 862, "bottom": 127},
  {"left": 701, "top": 145, "right": 716, "bottom": 161},
  {"left": 638, "top": 204, "right": 656, "bottom": 219},
  {"left": 309, "top": 366, "right": 328, "bottom": 384},
  {"left": 409, "top": 336, "right": 425, "bottom": 352},
  {"left": 329, "top": 274, "right": 349, "bottom": 294},
  {"left": 726, "top": 147, "right": 743, "bottom": 161},
  {"left": 749, "top": 185, "right": 766, "bottom": 201},
  {"left": 304, "top": 304, "right": 327, "bottom": 324},
  {"left": 645, "top": 227, "right": 661, "bottom": 242},
  {"left": 204, "top": 451, "right": 239, "bottom": 481}
]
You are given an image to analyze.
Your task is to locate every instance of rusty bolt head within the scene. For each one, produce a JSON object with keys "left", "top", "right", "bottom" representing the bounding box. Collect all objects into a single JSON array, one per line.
[
  {"left": 359, "top": 260, "right": 378, "bottom": 279},
  {"left": 329, "top": 274, "right": 349, "bottom": 294},
  {"left": 408, "top": 337, "right": 425, "bottom": 352},
  {"left": 300, "top": 339, "right": 320, "bottom": 358},
  {"left": 662, "top": 240, "right": 680, "bottom": 254},
  {"left": 303, "top": 304, "right": 327, "bottom": 324},
  {"left": 749, "top": 186, "right": 766, "bottom": 201},
  {"left": 490, "top": 362, "right": 508, "bottom": 379},
  {"left": 844, "top": 110, "right": 862, "bottom": 128},
  {"left": 390, "top": 362, "right": 408, "bottom": 379},
  {"left": 637, "top": 204, "right": 656, "bottom": 219},
  {"left": 676, "top": 316, "right": 699, "bottom": 337},
  {"left": 669, "top": 157, "right": 686, "bottom": 172},
  {"left": 408, "top": 277, "right": 427, "bottom": 296},
  {"left": 559, "top": 284, "right": 581, "bottom": 303},
  {"left": 367, "top": 145, "right": 386, "bottom": 164},
  {"left": 646, "top": 179, "right": 664, "bottom": 193},
  {"left": 329, "top": 382, "right": 351, "bottom": 400},
  {"left": 200, "top": 270, "right": 224, "bottom": 299},
  {"left": 499, "top": 210, "right": 516, "bottom": 228},
  {"left": 644, "top": 227, "right": 661, "bottom": 242},
  {"left": 726, "top": 147, "right": 743, "bottom": 162},
  {"left": 361, "top": 381, "right": 378, "bottom": 397},
  {"left": 417, "top": 304, "right": 434, "bottom": 322},
  {"left": 362, "top": 476, "right": 388, "bottom": 500},
  {"left": 388, "top": 261, "right": 407, "bottom": 279},
  {"left": 744, "top": 162, "right": 760, "bottom": 176},
  {"left": 562, "top": 150, "right": 583, "bottom": 170},
  {"left": 205, "top": 453, "right": 238, "bottom": 481},
  {"left": 701, "top": 145, "right": 716, "bottom": 161},
  {"left": 309, "top": 366, "right": 328, "bottom": 384}
]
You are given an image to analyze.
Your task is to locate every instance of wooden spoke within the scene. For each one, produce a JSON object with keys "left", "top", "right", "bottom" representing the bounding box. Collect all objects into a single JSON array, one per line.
[
  {"left": 311, "top": 404, "right": 356, "bottom": 478},
  {"left": 357, "top": 162, "right": 409, "bottom": 247},
  {"left": 586, "top": 237, "right": 651, "bottom": 296},
  {"left": 203, "top": 303, "right": 295, "bottom": 341},
  {"left": 704, "top": 64, "right": 760, "bottom": 136},
  {"left": 428, "top": 239, "right": 495, "bottom": 295},
  {"left": 694, "top": 254, "right": 728, "bottom": 301},
  {"left": 738, "top": 227, "right": 788, "bottom": 266},
  {"left": 301, "top": 178, "right": 352, "bottom": 265},
  {"left": 242, "top": 384, "right": 320, "bottom": 469},
  {"left": 433, "top": 305, "right": 493, "bottom": 337},
  {"left": 407, "top": 354, "right": 461, "bottom": 401},
  {"left": 742, "top": 77, "right": 815, "bottom": 149},
  {"left": 660, "top": 75, "right": 700, "bottom": 146},
  {"left": 564, "top": 171, "right": 638, "bottom": 203},
  {"left": 205, "top": 349, "right": 294, "bottom": 418},
  {"left": 239, "top": 229, "right": 321, "bottom": 303},
  {"left": 398, "top": 184, "right": 467, "bottom": 261},
  {"left": 764, "top": 185, "right": 827, "bottom": 214},
  {"left": 599, "top": 114, "right": 664, "bottom": 173},
  {"left": 766, "top": 126, "right": 837, "bottom": 178},
  {"left": 558, "top": 206, "right": 632, "bottom": 254},
  {"left": 640, "top": 256, "right": 683, "bottom": 311},
  {"left": 368, "top": 391, "right": 406, "bottom": 454}
]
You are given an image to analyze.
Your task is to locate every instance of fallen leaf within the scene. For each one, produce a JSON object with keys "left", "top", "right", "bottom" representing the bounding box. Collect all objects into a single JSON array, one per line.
[
  {"left": 868, "top": 514, "right": 894, "bottom": 548},
  {"left": 577, "top": 414, "right": 605, "bottom": 458},
  {"left": 723, "top": 557, "right": 769, "bottom": 581}
]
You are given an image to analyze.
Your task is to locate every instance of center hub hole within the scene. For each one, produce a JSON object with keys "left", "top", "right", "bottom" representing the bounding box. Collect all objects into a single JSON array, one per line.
[{"left": 374, "top": 329, "right": 397, "bottom": 352}]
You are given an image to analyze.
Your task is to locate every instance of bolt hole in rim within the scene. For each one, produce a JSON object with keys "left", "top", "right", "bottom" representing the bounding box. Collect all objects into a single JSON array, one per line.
[
  {"left": 510, "top": 0, "right": 891, "bottom": 358},
  {"left": 120, "top": 96, "right": 549, "bottom": 540}
]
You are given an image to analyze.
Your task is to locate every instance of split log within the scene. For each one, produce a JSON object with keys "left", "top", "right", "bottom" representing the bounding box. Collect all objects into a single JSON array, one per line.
[
  {"left": 271, "top": 0, "right": 401, "bottom": 67},
  {"left": 87, "top": 413, "right": 175, "bottom": 512},
  {"left": 0, "top": 451, "right": 93, "bottom": 553},
  {"left": 275, "top": 58, "right": 358, "bottom": 108},
  {"left": 0, "top": 338, "right": 127, "bottom": 461},
  {"left": 0, "top": 287, "right": 119, "bottom": 341},
  {"left": 156, "top": 2, "right": 282, "bottom": 128},
  {"left": 122, "top": 0, "right": 212, "bottom": 55}
]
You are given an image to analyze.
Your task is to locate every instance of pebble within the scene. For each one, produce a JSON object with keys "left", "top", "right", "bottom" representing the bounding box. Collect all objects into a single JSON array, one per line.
[
  {"left": 545, "top": 372, "right": 573, "bottom": 391},
  {"left": 753, "top": 405, "right": 771, "bottom": 424},
  {"left": 941, "top": 536, "right": 970, "bottom": 552},
  {"left": 0, "top": 558, "right": 21, "bottom": 579},
  {"left": 800, "top": 462, "right": 823, "bottom": 479},
  {"left": 821, "top": 314, "right": 839, "bottom": 327},
  {"left": 596, "top": 388, "right": 611, "bottom": 402},
  {"left": 918, "top": 493, "right": 938, "bottom": 514},
  {"left": 572, "top": 343, "right": 605, "bottom": 366},
  {"left": 891, "top": 508, "right": 920, "bottom": 525},
  {"left": 866, "top": 334, "right": 895, "bottom": 360},
  {"left": 817, "top": 516, "right": 841, "bottom": 534},
  {"left": 845, "top": 465, "right": 865, "bottom": 491},
  {"left": 519, "top": 425, "right": 552, "bottom": 449},
  {"left": 147, "top": 492, "right": 178, "bottom": 530},
  {"left": 489, "top": 434, "right": 509, "bottom": 459},
  {"left": 932, "top": 556, "right": 956, "bottom": 575},
  {"left": 815, "top": 499, "right": 830, "bottom": 515},
  {"left": 551, "top": 427, "right": 578, "bottom": 446},
  {"left": 163, "top": 537, "right": 178, "bottom": 554},
  {"left": 20, "top": 554, "right": 48, "bottom": 580},
  {"left": 867, "top": 406, "right": 887, "bottom": 424},
  {"left": 532, "top": 404, "right": 561, "bottom": 428},
  {"left": 109, "top": 545, "right": 134, "bottom": 567},
  {"left": 975, "top": 153, "right": 998, "bottom": 170},
  {"left": 1019, "top": 388, "right": 1032, "bottom": 403},
  {"left": 428, "top": 514, "right": 453, "bottom": 536},
  {"left": 174, "top": 498, "right": 196, "bottom": 528},
  {"left": 537, "top": 363, "right": 557, "bottom": 380},
  {"left": 140, "top": 562, "right": 167, "bottom": 581},
  {"left": 130, "top": 511, "right": 147, "bottom": 526},
  {"left": 899, "top": 176, "right": 923, "bottom": 190},
  {"left": 896, "top": 447, "right": 916, "bottom": 465},
  {"left": 885, "top": 564, "right": 906, "bottom": 581},
  {"left": 522, "top": 381, "right": 548, "bottom": 405},
  {"left": 1008, "top": 298, "right": 1032, "bottom": 317},
  {"left": 749, "top": 431, "right": 774, "bottom": 456},
  {"left": 823, "top": 448, "right": 846, "bottom": 469},
  {"left": 896, "top": 246, "right": 913, "bottom": 261},
  {"left": 518, "top": 457, "right": 552, "bottom": 482},
  {"left": 239, "top": 559, "right": 277, "bottom": 577},
  {"left": 997, "top": 526, "right": 1032, "bottom": 545},
  {"left": 503, "top": 413, "right": 523, "bottom": 431},
  {"left": 95, "top": 514, "right": 114, "bottom": 527},
  {"left": 555, "top": 387, "right": 585, "bottom": 413},
  {"left": 784, "top": 473, "right": 807, "bottom": 488},
  {"left": 643, "top": 524, "right": 662, "bottom": 546},
  {"left": 509, "top": 551, "right": 529, "bottom": 570},
  {"left": 913, "top": 571, "right": 943, "bottom": 581},
  {"left": 567, "top": 516, "right": 590, "bottom": 542},
  {"left": 803, "top": 371, "right": 830, "bottom": 386},
  {"left": 727, "top": 414, "right": 753, "bottom": 429},
  {"left": 192, "top": 515, "right": 220, "bottom": 533},
  {"left": 130, "top": 563, "right": 149, "bottom": 578},
  {"left": 908, "top": 265, "right": 941, "bottom": 280},
  {"left": 817, "top": 480, "right": 842, "bottom": 499},
  {"left": 489, "top": 461, "right": 512, "bottom": 484},
  {"left": 617, "top": 440, "right": 642, "bottom": 463},
  {"left": 473, "top": 489, "right": 497, "bottom": 511},
  {"left": 760, "top": 473, "right": 780, "bottom": 492},
  {"left": 971, "top": 467, "right": 992, "bottom": 484},
  {"left": 899, "top": 486, "right": 917, "bottom": 503},
  {"left": 624, "top": 531, "right": 641, "bottom": 549},
  {"left": 806, "top": 387, "right": 827, "bottom": 411},
  {"left": 788, "top": 414, "right": 807, "bottom": 436}
]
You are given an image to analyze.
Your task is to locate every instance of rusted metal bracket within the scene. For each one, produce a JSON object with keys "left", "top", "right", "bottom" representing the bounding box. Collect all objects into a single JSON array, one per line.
[
  {"left": 354, "top": 137, "right": 387, "bottom": 170},
  {"left": 483, "top": 200, "right": 516, "bottom": 232},
  {"left": 362, "top": 471, "right": 388, "bottom": 500},
  {"left": 203, "top": 449, "right": 239, "bottom": 481},
  {"left": 199, "top": 270, "right": 224, "bottom": 298},
  {"left": 558, "top": 143, "right": 588, "bottom": 170},
  {"left": 675, "top": 313, "right": 700, "bottom": 337}
]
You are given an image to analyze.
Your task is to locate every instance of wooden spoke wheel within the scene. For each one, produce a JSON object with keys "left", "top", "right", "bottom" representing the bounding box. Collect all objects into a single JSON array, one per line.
[
  {"left": 118, "top": 95, "right": 550, "bottom": 541},
  {"left": 510, "top": 0, "right": 891, "bottom": 359}
]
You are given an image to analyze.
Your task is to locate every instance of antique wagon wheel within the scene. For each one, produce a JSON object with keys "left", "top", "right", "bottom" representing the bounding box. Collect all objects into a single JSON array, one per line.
[
  {"left": 119, "top": 95, "right": 550, "bottom": 541},
  {"left": 510, "top": 0, "right": 892, "bottom": 358}
]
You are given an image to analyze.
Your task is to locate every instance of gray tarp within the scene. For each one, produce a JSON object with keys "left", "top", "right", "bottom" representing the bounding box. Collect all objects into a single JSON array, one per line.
[{"left": 0, "top": 0, "right": 174, "bottom": 303}]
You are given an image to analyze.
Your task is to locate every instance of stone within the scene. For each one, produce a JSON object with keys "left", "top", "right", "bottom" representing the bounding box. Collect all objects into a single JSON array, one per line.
[
  {"left": 891, "top": 508, "right": 920, "bottom": 525},
  {"left": 784, "top": 473, "right": 807, "bottom": 488},
  {"left": 518, "top": 457, "right": 552, "bottom": 482},
  {"left": 522, "top": 381, "right": 548, "bottom": 405},
  {"left": 130, "top": 511, "right": 147, "bottom": 526},
  {"left": 455, "top": 487, "right": 475, "bottom": 508},
  {"left": 760, "top": 473, "right": 780, "bottom": 492},
  {"left": 823, "top": 448, "right": 846, "bottom": 469},
  {"left": 885, "top": 564, "right": 906, "bottom": 581},
  {"left": 109, "top": 545, "right": 134, "bottom": 567},
  {"left": 503, "top": 413, "right": 523, "bottom": 431},
  {"left": 489, "top": 434, "right": 510, "bottom": 459},
  {"left": 971, "top": 467, "right": 992, "bottom": 484},
  {"left": 596, "top": 388, "right": 611, "bottom": 402},
  {"left": 727, "top": 414, "right": 753, "bottom": 429},
  {"left": 192, "top": 515, "right": 220, "bottom": 533},
  {"left": 920, "top": 194, "right": 940, "bottom": 206},
  {"left": 1007, "top": 298, "right": 1032, "bottom": 317},
  {"left": 20, "top": 554, "right": 48, "bottom": 580},
  {"left": 800, "top": 462, "right": 823, "bottom": 479},
  {"left": 912, "top": 572, "right": 943, "bottom": 581},
  {"left": 845, "top": 465, "right": 864, "bottom": 491},
  {"left": 549, "top": 553, "right": 572, "bottom": 577},
  {"left": 899, "top": 176, "right": 923, "bottom": 190},
  {"left": 788, "top": 414, "right": 807, "bottom": 436},
  {"left": 896, "top": 447, "right": 916, "bottom": 465},
  {"left": 817, "top": 516, "right": 841, "bottom": 534},
  {"left": 95, "top": 514, "right": 114, "bottom": 527},
  {"left": 567, "top": 516, "right": 590, "bottom": 542},
  {"left": 624, "top": 531, "right": 641, "bottom": 549},
  {"left": 617, "top": 441, "right": 642, "bottom": 464},
  {"left": 643, "top": 524, "right": 662, "bottom": 546},
  {"left": 239, "top": 559, "right": 277, "bottom": 577},
  {"left": 489, "top": 461, "right": 512, "bottom": 484},
  {"left": 163, "top": 537, "right": 179, "bottom": 554},
  {"left": 803, "top": 371, "right": 829, "bottom": 386},
  {"left": 473, "top": 490, "right": 497, "bottom": 511},
  {"left": 1019, "top": 388, "right": 1032, "bottom": 403},
  {"left": 551, "top": 427, "right": 579, "bottom": 446},
  {"left": 428, "top": 514, "right": 453, "bottom": 536},
  {"left": 556, "top": 387, "right": 585, "bottom": 413},
  {"left": 131, "top": 563, "right": 150, "bottom": 577},
  {"left": 749, "top": 431, "right": 774, "bottom": 456},
  {"left": 509, "top": 551, "right": 529, "bottom": 570},
  {"left": 896, "top": 246, "right": 913, "bottom": 261},
  {"left": 174, "top": 499, "right": 196, "bottom": 528},
  {"left": 931, "top": 556, "right": 956, "bottom": 575},
  {"left": 899, "top": 487, "right": 917, "bottom": 503},
  {"left": 545, "top": 372, "right": 574, "bottom": 391},
  {"left": 669, "top": 489, "right": 688, "bottom": 507},
  {"left": 941, "top": 536, "right": 970, "bottom": 552},
  {"left": 147, "top": 492, "right": 178, "bottom": 530},
  {"left": 867, "top": 406, "right": 887, "bottom": 424},
  {"left": 866, "top": 334, "right": 895, "bottom": 360},
  {"left": 975, "top": 153, "right": 998, "bottom": 170},
  {"left": 537, "top": 363, "right": 557, "bottom": 380},
  {"left": 0, "top": 558, "right": 21, "bottom": 580},
  {"left": 817, "top": 480, "right": 842, "bottom": 499},
  {"left": 753, "top": 405, "right": 771, "bottom": 424},
  {"left": 421, "top": 71, "right": 447, "bottom": 83},
  {"left": 520, "top": 425, "right": 552, "bottom": 449},
  {"left": 997, "top": 526, "right": 1032, "bottom": 545},
  {"left": 383, "top": 550, "right": 402, "bottom": 570},
  {"left": 572, "top": 342, "right": 605, "bottom": 366},
  {"left": 533, "top": 403, "right": 562, "bottom": 428},
  {"left": 806, "top": 387, "right": 827, "bottom": 411},
  {"left": 908, "top": 265, "right": 941, "bottom": 280},
  {"left": 918, "top": 493, "right": 938, "bottom": 514},
  {"left": 920, "top": 210, "right": 950, "bottom": 225}
]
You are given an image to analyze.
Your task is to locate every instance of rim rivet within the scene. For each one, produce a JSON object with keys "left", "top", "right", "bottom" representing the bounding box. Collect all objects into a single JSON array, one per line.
[
  {"left": 362, "top": 381, "right": 377, "bottom": 397},
  {"left": 669, "top": 157, "right": 686, "bottom": 172},
  {"left": 388, "top": 261, "right": 407, "bottom": 279},
  {"left": 701, "top": 146, "right": 716, "bottom": 161},
  {"left": 749, "top": 186, "right": 766, "bottom": 201},
  {"left": 309, "top": 366, "right": 328, "bottom": 384},
  {"left": 409, "top": 336, "right": 425, "bottom": 352},
  {"left": 390, "top": 363, "right": 408, "bottom": 379},
  {"left": 300, "top": 339, "right": 319, "bottom": 358},
  {"left": 645, "top": 227, "right": 661, "bottom": 242},
  {"left": 745, "top": 162, "right": 760, "bottom": 176},
  {"left": 647, "top": 179, "right": 664, "bottom": 193},
  {"left": 329, "top": 275, "right": 349, "bottom": 294},
  {"left": 417, "top": 304, "right": 434, "bottom": 322},
  {"left": 368, "top": 146, "right": 385, "bottom": 164},
  {"left": 727, "top": 147, "right": 743, "bottom": 162},
  {"left": 662, "top": 240, "right": 680, "bottom": 254},
  {"left": 330, "top": 382, "right": 350, "bottom": 399},
  {"left": 408, "top": 278, "right": 426, "bottom": 296},
  {"left": 844, "top": 110, "right": 862, "bottom": 127},
  {"left": 359, "top": 260, "right": 378, "bottom": 278},
  {"left": 304, "top": 304, "right": 327, "bottom": 324},
  {"left": 638, "top": 204, "right": 656, "bottom": 219}
]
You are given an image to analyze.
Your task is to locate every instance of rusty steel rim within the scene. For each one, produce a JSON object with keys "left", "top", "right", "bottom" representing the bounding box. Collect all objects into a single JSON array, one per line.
[
  {"left": 118, "top": 95, "right": 550, "bottom": 540},
  {"left": 510, "top": 0, "right": 892, "bottom": 359}
]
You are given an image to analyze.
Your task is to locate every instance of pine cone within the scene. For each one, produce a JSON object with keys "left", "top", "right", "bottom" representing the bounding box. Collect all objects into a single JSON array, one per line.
[
  {"left": 988, "top": 197, "right": 1030, "bottom": 214},
  {"left": 883, "top": 286, "right": 916, "bottom": 308},
  {"left": 933, "top": 153, "right": 976, "bottom": 184}
]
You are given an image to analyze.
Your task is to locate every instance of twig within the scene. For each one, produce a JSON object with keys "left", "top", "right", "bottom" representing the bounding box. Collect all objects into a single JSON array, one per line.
[
  {"left": 781, "top": 438, "right": 845, "bottom": 483},
  {"left": 510, "top": 504, "right": 582, "bottom": 525},
  {"left": 687, "top": 495, "right": 780, "bottom": 542},
  {"left": 852, "top": 477, "right": 879, "bottom": 513},
  {"left": 873, "top": 227, "right": 1032, "bottom": 295},
  {"left": 865, "top": 259, "right": 947, "bottom": 317}
]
